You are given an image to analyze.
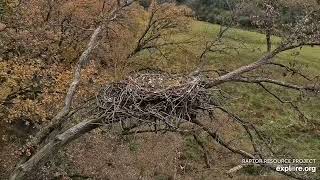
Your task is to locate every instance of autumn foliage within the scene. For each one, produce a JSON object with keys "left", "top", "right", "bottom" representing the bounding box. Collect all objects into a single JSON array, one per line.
[{"left": 0, "top": 0, "right": 192, "bottom": 125}]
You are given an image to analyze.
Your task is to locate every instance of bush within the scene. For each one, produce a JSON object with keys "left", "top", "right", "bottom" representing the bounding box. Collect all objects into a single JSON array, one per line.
[
  {"left": 0, "top": 1, "right": 5, "bottom": 19},
  {"left": 238, "top": 16, "right": 252, "bottom": 27}
]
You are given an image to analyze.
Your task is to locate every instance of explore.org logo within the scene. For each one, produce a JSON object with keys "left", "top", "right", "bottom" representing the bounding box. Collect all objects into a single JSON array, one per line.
[{"left": 276, "top": 165, "right": 316, "bottom": 173}]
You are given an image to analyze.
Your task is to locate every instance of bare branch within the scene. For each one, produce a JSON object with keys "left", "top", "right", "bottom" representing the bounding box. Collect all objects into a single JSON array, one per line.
[
  {"left": 258, "top": 83, "right": 310, "bottom": 121},
  {"left": 267, "top": 62, "right": 313, "bottom": 81},
  {"left": 23, "top": 24, "right": 103, "bottom": 159},
  {"left": 231, "top": 77, "right": 319, "bottom": 92},
  {"left": 204, "top": 42, "right": 320, "bottom": 88},
  {"left": 191, "top": 119, "right": 308, "bottom": 180},
  {"left": 127, "top": 2, "right": 190, "bottom": 59},
  {"left": 11, "top": 2, "right": 135, "bottom": 179},
  {"left": 10, "top": 118, "right": 101, "bottom": 180}
]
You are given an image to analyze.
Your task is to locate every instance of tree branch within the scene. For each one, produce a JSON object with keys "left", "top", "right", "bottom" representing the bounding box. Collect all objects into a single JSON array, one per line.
[
  {"left": 231, "top": 77, "right": 319, "bottom": 92},
  {"left": 204, "top": 42, "right": 320, "bottom": 88},
  {"left": 11, "top": 1, "right": 135, "bottom": 179},
  {"left": 10, "top": 118, "right": 101, "bottom": 180},
  {"left": 267, "top": 62, "right": 312, "bottom": 81}
]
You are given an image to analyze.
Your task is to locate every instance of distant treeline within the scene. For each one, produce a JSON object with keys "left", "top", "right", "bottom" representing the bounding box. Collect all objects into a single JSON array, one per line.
[
  {"left": 177, "top": 0, "right": 235, "bottom": 25},
  {"left": 177, "top": 0, "right": 305, "bottom": 27},
  {"left": 139, "top": 0, "right": 307, "bottom": 28}
]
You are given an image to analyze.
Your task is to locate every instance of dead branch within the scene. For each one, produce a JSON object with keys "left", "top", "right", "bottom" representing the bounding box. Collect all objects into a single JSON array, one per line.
[
  {"left": 10, "top": 1, "right": 135, "bottom": 180},
  {"left": 10, "top": 118, "right": 101, "bottom": 180},
  {"left": 127, "top": 2, "right": 191, "bottom": 59},
  {"left": 14, "top": 24, "right": 103, "bottom": 174},
  {"left": 190, "top": 25, "right": 232, "bottom": 77},
  {"left": 226, "top": 164, "right": 246, "bottom": 176},
  {"left": 215, "top": 106, "right": 276, "bottom": 156},
  {"left": 267, "top": 62, "right": 312, "bottom": 81},
  {"left": 10, "top": 25, "right": 102, "bottom": 180},
  {"left": 258, "top": 83, "right": 310, "bottom": 121},
  {"left": 204, "top": 42, "right": 320, "bottom": 88}
]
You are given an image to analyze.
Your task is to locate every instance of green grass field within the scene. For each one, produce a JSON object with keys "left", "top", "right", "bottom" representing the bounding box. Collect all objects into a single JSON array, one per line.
[{"left": 192, "top": 21, "right": 320, "bottom": 160}]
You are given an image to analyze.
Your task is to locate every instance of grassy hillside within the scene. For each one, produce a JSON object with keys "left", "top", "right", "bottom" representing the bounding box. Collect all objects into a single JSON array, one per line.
[
  {"left": 191, "top": 21, "right": 320, "bottom": 71},
  {"left": 191, "top": 21, "right": 320, "bottom": 162},
  {"left": 134, "top": 20, "right": 320, "bottom": 168}
]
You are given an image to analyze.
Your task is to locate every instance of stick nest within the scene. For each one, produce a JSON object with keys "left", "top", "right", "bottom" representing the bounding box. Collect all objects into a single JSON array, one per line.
[{"left": 95, "top": 73, "right": 217, "bottom": 129}]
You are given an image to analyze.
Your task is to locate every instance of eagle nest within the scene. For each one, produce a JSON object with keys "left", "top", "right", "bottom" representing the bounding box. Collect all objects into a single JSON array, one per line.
[{"left": 95, "top": 73, "right": 218, "bottom": 130}]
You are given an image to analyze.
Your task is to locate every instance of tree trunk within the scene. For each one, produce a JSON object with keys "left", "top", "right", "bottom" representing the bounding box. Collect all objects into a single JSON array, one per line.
[
  {"left": 266, "top": 29, "right": 271, "bottom": 52},
  {"left": 9, "top": 119, "right": 100, "bottom": 180}
]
